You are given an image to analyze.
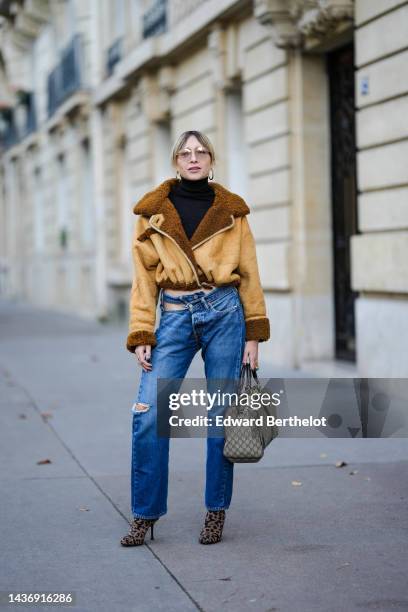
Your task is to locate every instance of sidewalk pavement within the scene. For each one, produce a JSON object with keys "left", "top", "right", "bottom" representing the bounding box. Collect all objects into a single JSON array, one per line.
[{"left": 0, "top": 297, "right": 407, "bottom": 612}]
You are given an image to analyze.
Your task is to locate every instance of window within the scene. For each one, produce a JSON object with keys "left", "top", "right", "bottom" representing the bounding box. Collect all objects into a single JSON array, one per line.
[
  {"left": 33, "top": 168, "right": 44, "bottom": 252},
  {"left": 80, "top": 140, "right": 94, "bottom": 249},
  {"left": 56, "top": 155, "right": 68, "bottom": 248}
]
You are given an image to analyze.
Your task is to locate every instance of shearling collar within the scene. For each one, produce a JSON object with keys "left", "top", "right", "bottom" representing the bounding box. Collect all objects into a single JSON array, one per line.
[{"left": 133, "top": 178, "right": 250, "bottom": 250}]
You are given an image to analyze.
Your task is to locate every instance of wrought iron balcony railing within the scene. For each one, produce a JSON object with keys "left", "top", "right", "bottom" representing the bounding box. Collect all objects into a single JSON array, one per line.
[
  {"left": 47, "top": 33, "right": 83, "bottom": 118},
  {"left": 143, "top": 0, "right": 167, "bottom": 38},
  {"left": 106, "top": 37, "right": 123, "bottom": 77},
  {"left": 22, "top": 91, "right": 37, "bottom": 137},
  {"left": 0, "top": 108, "right": 18, "bottom": 149},
  {"left": 0, "top": 91, "right": 37, "bottom": 150}
]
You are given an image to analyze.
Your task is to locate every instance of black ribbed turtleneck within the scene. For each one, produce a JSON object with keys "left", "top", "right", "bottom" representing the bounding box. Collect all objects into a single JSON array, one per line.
[{"left": 168, "top": 175, "right": 215, "bottom": 240}]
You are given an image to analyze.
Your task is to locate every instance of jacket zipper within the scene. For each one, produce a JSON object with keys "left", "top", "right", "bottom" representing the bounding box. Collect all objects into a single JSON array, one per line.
[
  {"left": 191, "top": 215, "right": 235, "bottom": 250},
  {"left": 148, "top": 218, "right": 203, "bottom": 287}
]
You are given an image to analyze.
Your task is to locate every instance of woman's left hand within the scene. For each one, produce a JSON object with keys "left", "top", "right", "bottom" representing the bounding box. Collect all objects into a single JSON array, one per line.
[{"left": 242, "top": 340, "right": 259, "bottom": 370}]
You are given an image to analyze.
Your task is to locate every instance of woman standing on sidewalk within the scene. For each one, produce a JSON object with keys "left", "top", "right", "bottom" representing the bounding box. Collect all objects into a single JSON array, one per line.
[{"left": 120, "top": 130, "right": 270, "bottom": 547}]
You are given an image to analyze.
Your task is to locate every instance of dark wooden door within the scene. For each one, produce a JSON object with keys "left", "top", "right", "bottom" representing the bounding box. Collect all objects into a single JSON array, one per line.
[{"left": 328, "top": 43, "right": 358, "bottom": 362}]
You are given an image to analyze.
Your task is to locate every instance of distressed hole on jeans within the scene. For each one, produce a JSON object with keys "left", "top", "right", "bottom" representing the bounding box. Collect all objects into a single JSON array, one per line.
[
  {"left": 163, "top": 302, "right": 185, "bottom": 311},
  {"left": 132, "top": 402, "right": 150, "bottom": 413}
]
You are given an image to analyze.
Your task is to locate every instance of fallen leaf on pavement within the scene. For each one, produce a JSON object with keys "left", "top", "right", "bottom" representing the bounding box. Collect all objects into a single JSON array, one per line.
[{"left": 336, "top": 562, "right": 351, "bottom": 570}]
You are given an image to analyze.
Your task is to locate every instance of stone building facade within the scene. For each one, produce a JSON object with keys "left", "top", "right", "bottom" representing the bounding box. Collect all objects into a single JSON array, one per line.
[{"left": 0, "top": 0, "right": 407, "bottom": 376}]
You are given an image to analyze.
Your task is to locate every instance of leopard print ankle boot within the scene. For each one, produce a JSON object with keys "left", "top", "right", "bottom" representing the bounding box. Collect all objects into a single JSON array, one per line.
[
  {"left": 120, "top": 517, "right": 158, "bottom": 546},
  {"left": 199, "top": 510, "right": 226, "bottom": 544}
]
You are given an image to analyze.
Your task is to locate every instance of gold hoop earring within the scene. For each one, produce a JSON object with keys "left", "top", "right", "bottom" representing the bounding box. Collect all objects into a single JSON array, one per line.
[
  {"left": 176, "top": 170, "right": 181, "bottom": 181},
  {"left": 209, "top": 168, "right": 214, "bottom": 180}
]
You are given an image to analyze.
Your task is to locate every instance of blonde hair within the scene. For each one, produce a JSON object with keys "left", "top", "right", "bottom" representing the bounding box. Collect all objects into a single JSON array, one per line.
[{"left": 171, "top": 130, "right": 216, "bottom": 167}]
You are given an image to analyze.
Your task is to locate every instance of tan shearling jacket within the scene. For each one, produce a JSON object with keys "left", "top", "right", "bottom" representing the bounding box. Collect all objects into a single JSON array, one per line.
[{"left": 126, "top": 178, "right": 270, "bottom": 353}]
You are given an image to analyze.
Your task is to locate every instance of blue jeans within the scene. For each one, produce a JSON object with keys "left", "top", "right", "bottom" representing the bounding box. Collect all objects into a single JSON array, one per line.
[{"left": 130, "top": 284, "right": 246, "bottom": 519}]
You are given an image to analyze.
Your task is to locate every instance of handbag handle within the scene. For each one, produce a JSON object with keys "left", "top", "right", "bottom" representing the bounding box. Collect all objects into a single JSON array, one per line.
[
  {"left": 237, "top": 362, "right": 259, "bottom": 395},
  {"left": 242, "top": 361, "right": 259, "bottom": 382}
]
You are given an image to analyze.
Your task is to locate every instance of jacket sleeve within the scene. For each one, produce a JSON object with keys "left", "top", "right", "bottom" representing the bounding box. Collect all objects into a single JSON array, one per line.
[
  {"left": 126, "top": 216, "right": 160, "bottom": 353},
  {"left": 237, "top": 215, "right": 270, "bottom": 342}
]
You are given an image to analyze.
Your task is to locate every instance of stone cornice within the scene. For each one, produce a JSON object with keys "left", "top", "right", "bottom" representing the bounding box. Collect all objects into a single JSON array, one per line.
[{"left": 254, "top": 0, "right": 354, "bottom": 49}]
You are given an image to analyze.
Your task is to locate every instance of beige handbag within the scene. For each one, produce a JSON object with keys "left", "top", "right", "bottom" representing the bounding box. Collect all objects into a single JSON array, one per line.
[{"left": 223, "top": 363, "right": 279, "bottom": 463}]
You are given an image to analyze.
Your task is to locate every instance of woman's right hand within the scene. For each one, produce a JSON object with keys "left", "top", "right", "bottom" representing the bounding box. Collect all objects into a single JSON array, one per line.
[{"left": 135, "top": 345, "right": 152, "bottom": 371}]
